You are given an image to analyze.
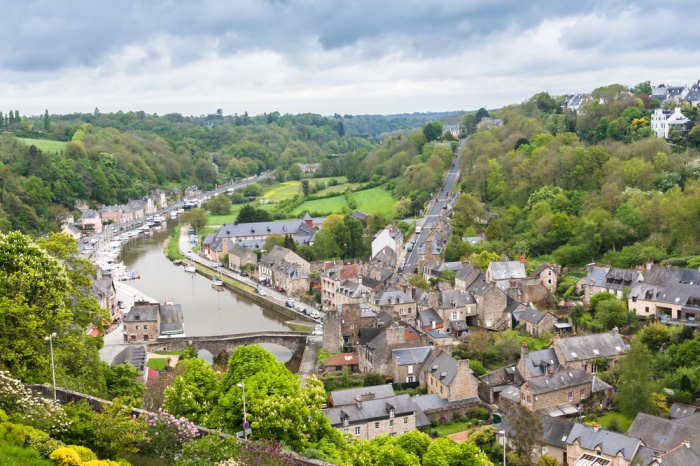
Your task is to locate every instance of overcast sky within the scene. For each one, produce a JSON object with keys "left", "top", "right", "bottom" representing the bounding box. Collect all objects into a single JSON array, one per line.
[{"left": 2, "top": 1, "right": 699, "bottom": 117}]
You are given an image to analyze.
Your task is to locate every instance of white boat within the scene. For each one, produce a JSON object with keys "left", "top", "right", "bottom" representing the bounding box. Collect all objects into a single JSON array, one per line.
[
  {"left": 153, "top": 215, "right": 166, "bottom": 224},
  {"left": 211, "top": 277, "right": 223, "bottom": 287},
  {"left": 170, "top": 211, "right": 178, "bottom": 219},
  {"left": 184, "top": 265, "right": 196, "bottom": 273}
]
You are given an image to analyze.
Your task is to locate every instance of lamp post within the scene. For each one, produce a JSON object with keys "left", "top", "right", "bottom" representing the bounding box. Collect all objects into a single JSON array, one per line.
[
  {"left": 238, "top": 382, "right": 248, "bottom": 440},
  {"left": 498, "top": 430, "right": 506, "bottom": 466},
  {"left": 44, "top": 332, "right": 57, "bottom": 400}
]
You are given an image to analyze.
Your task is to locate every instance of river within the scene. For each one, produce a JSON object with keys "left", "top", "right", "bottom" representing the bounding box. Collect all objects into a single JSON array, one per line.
[{"left": 116, "top": 219, "right": 295, "bottom": 364}]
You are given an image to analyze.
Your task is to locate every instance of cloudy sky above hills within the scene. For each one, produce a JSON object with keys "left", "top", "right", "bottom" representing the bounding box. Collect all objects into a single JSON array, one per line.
[{"left": 2, "top": 0, "right": 699, "bottom": 117}]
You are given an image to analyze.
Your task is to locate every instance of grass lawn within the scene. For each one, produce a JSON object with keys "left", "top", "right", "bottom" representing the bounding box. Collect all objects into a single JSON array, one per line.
[
  {"left": 19, "top": 138, "right": 66, "bottom": 154},
  {"left": 147, "top": 358, "right": 169, "bottom": 371},
  {"left": 288, "top": 323, "right": 313, "bottom": 332},
  {"left": 430, "top": 420, "right": 479, "bottom": 437},
  {"left": 262, "top": 176, "right": 350, "bottom": 203},
  {"left": 596, "top": 411, "right": 634, "bottom": 433},
  {"left": 518, "top": 334, "right": 554, "bottom": 350},
  {"left": 291, "top": 187, "right": 396, "bottom": 217}
]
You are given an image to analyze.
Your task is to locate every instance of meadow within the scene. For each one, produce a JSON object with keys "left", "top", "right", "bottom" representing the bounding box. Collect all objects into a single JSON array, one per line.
[
  {"left": 290, "top": 187, "right": 396, "bottom": 217},
  {"left": 19, "top": 138, "right": 66, "bottom": 154}
]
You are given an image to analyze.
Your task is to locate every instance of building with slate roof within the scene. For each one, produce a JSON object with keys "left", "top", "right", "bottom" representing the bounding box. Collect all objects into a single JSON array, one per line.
[
  {"left": 358, "top": 324, "right": 424, "bottom": 375},
  {"left": 391, "top": 346, "right": 433, "bottom": 385},
  {"left": 425, "top": 350, "right": 478, "bottom": 402},
  {"left": 580, "top": 265, "right": 643, "bottom": 305},
  {"left": 91, "top": 273, "right": 118, "bottom": 321},
  {"left": 478, "top": 365, "right": 524, "bottom": 405},
  {"left": 651, "top": 107, "right": 690, "bottom": 138},
  {"left": 227, "top": 243, "right": 257, "bottom": 272},
  {"left": 551, "top": 330, "right": 628, "bottom": 374},
  {"left": 81, "top": 209, "right": 103, "bottom": 234},
  {"left": 328, "top": 384, "right": 395, "bottom": 407},
  {"left": 530, "top": 263, "right": 558, "bottom": 294},
  {"left": 517, "top": 343, "right": 563, "bottom": 379},
  {"left": 123, "top": 300, "right": 184, "bottom": 343},
  {"left": 646, "top": 440, "right": 700, "bottom": 466},
  {"left": 566, "top": 423, "right": 643, "bottom": 466},
  {"left": 629, "top": 265, "right": 700, "bottom": 323},
  {"left": 61, "top": 223, "right": 82, "bottom": 241},
  {"left": 669, "top": 402, "right": 698, "bottom": 420},
  {"left": 112, "top": 345, "right": 147, "bottom": 372},
  {"left": 371, "top": 225, "right": 404, "bottom": 265},
  {"left": 521, "top": 369, "right": 595, "bottom": 412},
  {"left": 455, "top": 264, "right": 481, "bottom": 291},
  {"left": 416, "top": 308, "right": 444, "bottom": 333},
  {"left": 324, "top": 393, "right": 427, "bottom": 440},
  {"left": 497, "top": 413, "right": 574, "bottom": 465},
  {"left": 628, "top": 412, "right": 700, "bottom": 457},
  {"left": 372, "top": 288, "right": 415, "bottom": 321},
  {"left": 515, "top": 307, "right": 557, "bottom": 337}
]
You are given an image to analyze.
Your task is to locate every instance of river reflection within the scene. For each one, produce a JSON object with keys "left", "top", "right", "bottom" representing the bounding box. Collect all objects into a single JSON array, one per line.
[{"left": 118, "top": 220, "right": 291, "bottom": 337}]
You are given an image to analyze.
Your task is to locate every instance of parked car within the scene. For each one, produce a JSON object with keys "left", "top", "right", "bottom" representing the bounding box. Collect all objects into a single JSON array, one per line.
[
  {"left": 240, "top": 270, "right": 249, "bottom": 277},
  {"left": 309, "top": 311, "right": 320, "bottom": 319},
  {"left": 256, "top": 286, "right": 267, "bottom": 296},
  {"left": 277, "top": 286, "right": 286, "bottom": 293},
  {"left": 285, "top": 298, "right": 294, "bottom": 308},
  {"left": 312, "top": 328, "right": 323, "bottom": 336}
]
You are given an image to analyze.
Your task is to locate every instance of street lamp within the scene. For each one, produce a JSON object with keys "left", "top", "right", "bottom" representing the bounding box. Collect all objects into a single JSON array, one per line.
[
  {"left": 238, "top": 382, "right": 248, "bottom": 440},
  {"left": 44, "top": 332, "right": 57, "bottom": 400},
  {"left": 498, "top": 430, "right": 506, "bottom": 466}
]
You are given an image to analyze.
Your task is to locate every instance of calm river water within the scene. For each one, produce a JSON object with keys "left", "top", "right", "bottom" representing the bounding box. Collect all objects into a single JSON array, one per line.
[{"left": 118, "top": 220, "right": 295, "bottom": 363}]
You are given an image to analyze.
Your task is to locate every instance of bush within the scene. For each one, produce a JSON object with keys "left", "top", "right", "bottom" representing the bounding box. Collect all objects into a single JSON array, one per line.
[
  {"left": 138, "top": 410, "right": 199, "bottom": 463},
  {"left": 68, "top": 445, "right": 98, "bottom": 462},
  {"left": 300, "top": 447, "right": 328, "bottom": 460},
  {"left": 177, "top": 434, "right": 240, "bottom": 466},
  {"left": 50, "top": 446, "right": 82, "bottom": 466},
  {"left": 468, "top": 407, "right": 490, "bottom": 421},
  {"left": 4, "top": 423, "right": 28, "bottom": 447},
  {"left": 27, "top": 433, "right": 65, "bottom": 459}
]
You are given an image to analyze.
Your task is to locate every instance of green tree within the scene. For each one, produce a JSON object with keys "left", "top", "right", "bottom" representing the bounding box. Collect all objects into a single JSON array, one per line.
[
  {"left": 452, "top": 193, "right": 485, "bottom": 234},
  {"left": 617, "top": 337, "right": 659, "bottom": 418},
  {"left": 468, "top": 250, "right": 501, "bottom": 272},
  {"left": 538, "top": 455, "right": 561, "bottom": 466},
  {"left": 44, "top": 109, "right": 50, "bottom": 132},
  {"left": 423, "top": 121, "right": 444, "bottom": 142},
  {"left": 302, "top": 179, "right": 310, "bottom": 197},
  {"left": 163, "top": 358, "right": 220, "bottom": 425},
  {"left": 288, "top": 164, "right": 302, "bottom": 180},
  {"left": 180, "top": 208, "right": 208, "bottom": 231},
  {"left": 243, "top": 183, "right": 264, "bottom": 197},
  {"left": 91, "top": 398, "right": 148, "bottom": 459},
  {"left": 236, "top": 204, "right": 272, "bottom": 224},
  {"left": 104, "top": 363, "right": 145, "bottom": 403},
  {"left": 510, "top": 405, "right": 543, "bottom": 465},
  {"left": 263, "top": 234, "right": 285, "bottom": 251},
  {"left": 207, "top": 193, "right": 232, "bottom": 215},
  {"left": 333, "top": 215, "right": 365, "bottom": 259},
  {"left": 595, "top": 298, "right": 629, "bottom": 329},
  {"left": 283, "top": 233, "right": 296, "bottom": 251}
]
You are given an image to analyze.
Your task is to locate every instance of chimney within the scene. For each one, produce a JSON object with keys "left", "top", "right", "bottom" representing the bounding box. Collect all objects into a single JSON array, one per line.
[
  {"left": 548, "top": 368, "right": 555, "bottom": 377},
  {"left": 355, "top": 395, "right": 362, "bottom": 410},
  {"left": 683, "top": 439, "right": 690, "bottom": 448},
  {"left": 520, "top": 256, "right": 526, "bottom": 264},
  {"left": 593, "top": 424, "right": 601, "bottom": 432},
  {"left": 521, "top": 342, "right": 529, "bottom": 359},
  {"left": 612, "top": 326, "right": 619, "bottom": 335}
]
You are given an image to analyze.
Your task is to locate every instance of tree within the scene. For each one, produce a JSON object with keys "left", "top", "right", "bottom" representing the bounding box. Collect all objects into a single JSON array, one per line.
[
  {"left": 302, "top": 179, "right": 310, "bottom": 197},
  {"left": 243, "top": 183, "right": 264, "bottom": 198},
  {"left": 263, "top": 234, "right": 285, "bottom": 251},
  {"left": 283, "top": 233, "right": 296, "bottom": 251},
  {"left": 510, "top": 405, "right": 543, "bottom": 465},
  {"left": 595, "top": 298, "right": 629, "bottom": 329},
  {"left": 180, "top": 208, "right": 208, "bottom": 231},
  {"left": 452, "top": 193, "right": 485, "bottom": 234},
  {"left": 163, "top": 358, "right": 220, "bottom": 425},
  {"left": 333, "top": 215, "right": 365, "bottom": 259},
  {"left": 423, "top": 121, "right": 443, "bottom": 142},
  {"left": 44, "top": 109, "right": 50, "bottom": 132},
  {"left": 538, "top": 455, "right": 561, "bottom": 466},
  {"left": 91, "top": 398, "right": 148, "bottom": 459},
  {"left": 288, "top": 164, "right": 302, "bottom": 181},
  {"left": 206, "top": 193, "right": 231, "bottom": 215},
  {"left": 236, "top": 204, "right": 272, "bottom": 224},
  {"left": 617, "top": 336, "right": 659, "bottom": 418},
  {"left": 104, "top": 363, "right": 145, "bottom": 403}
]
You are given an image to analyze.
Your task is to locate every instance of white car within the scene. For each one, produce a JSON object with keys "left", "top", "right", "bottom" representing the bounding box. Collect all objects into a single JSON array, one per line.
[
  {"left": 256, "top": 287, "right": 267, "bottom": 296},
  {"left": 312, "top": 328, "right": 323, "bottom": 336},
  {"left": 309, "top": 311, "right": 320, "bottom": 319}
]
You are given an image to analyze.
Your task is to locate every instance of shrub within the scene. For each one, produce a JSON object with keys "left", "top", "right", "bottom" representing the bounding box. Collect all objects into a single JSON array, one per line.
[
  {"left": 178, "top": 434, "right": 240, "bottom": 466},
  {"left": 50, "top": 446, "right": 82, "bottom": 466},
  {"left": 27, "top": 433, "right": 65, "bottom": 459},
  {"left": 468, "top": 406, "right": 490, "bottom": 421},
  {"left": 300, "top": 447, "right": 327, "bottom": 460},
  {"left": 4, "top": 422, "right": 28, "bottom": 447},
  {"left": 69, "top": 444, "right": 98, "bottom": 462},
  {"left": 139, "top": 409, "right": 199, "bottom": 463}
]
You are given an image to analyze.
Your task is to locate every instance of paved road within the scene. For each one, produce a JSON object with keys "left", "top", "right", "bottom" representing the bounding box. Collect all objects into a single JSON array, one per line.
[{"left": 404, "top": 138, "right": 466, "bottom": 272}]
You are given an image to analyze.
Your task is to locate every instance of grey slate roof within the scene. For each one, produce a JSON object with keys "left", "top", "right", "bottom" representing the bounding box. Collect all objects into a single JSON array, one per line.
[
  {"left": 81, "top": 209, "right": 100, "bottom": 219},
  {"left": 518, "top": 307, "right": 550, "bottom": 325},
  {"left": 124, "top": 302, "right": 159, "bottom": 322},
  {"left": 591, "top": 376, "right": 612, "bottom": 393},
  {"left": 428, "top": 351, "right": 461, "bottom": 386},
  {"left": 500, "top": 385, "right": 521, "bottom": 402},
  {"left": 650, "top": 442, "right": 700, "bottom": 465},
  {"left": 374, "top": 289, "right": 414, "bottom": 306},
  {"left": 392, "top": 347, "right": 433, "bottom": 366},
  {"left": 417, "top": 308, "right": 443, "bottom": 327},
  {"left": 628, "top": 412, "right": 700, "bottom": 453},
  {"left": 555, "top": 332, "right": 627, "bottom": 362},
  {"left": 329, "top": 384, "right": 395, "bottom": 407},
  {"left": 566, "top": 423, "right": 641, "bottom": 461},
  {"left": 259, "top": 245, "right": 292, "bottom": 267},
  {"left": 489, "top": 260, "right": 527, "bottom": 280},
  {"left": 669, "top": 402, "right": 698, "bottom": 420},
  {"left": 112, "top": 345, "right": 146, "bottom": 371},
  {"left": 438, "top": 289, "right": 475, "bottom": 308},
  {"left": 455, "top": 264, "right": 478, "bottom": 281},
  {"left": 524, "top": 348, "right": 562, "bottom": 377},
  {"left": 325, "top": 394, "right": 419, "bottom": 426},
  {"left": 656, "top": 282, "right": 700, "bottom": 306},
  {"left": 525, "top": 369, "right": 592, "bottom": 395},
  {"left": 539, "top": 413, "right": 575, "bottom": 449}
]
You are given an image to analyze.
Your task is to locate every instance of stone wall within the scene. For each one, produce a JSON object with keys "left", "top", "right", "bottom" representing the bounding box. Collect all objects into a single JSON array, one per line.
[{"left": 422, "top": 398, "right": 486, "bottom": 423}]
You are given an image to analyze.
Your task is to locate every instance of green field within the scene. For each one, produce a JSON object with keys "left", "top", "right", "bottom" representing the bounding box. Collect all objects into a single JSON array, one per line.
[
  {"left": 146, "top": 358, "right": 169, "bottom": 371},
  {"left": 596, "top": 411, "right": 634, "bottom": 433},
  {"left": 19, "top": 138, "right": 66, "bottom": 154},
  {"left": 262, "top": 177, "right": 350, "bottom": 203},
  {"left": 207, "top": 202, "right": 275, "bottom": 225},
  {"left": 290, "top": 187, "right": 396, "bottom": 217}
]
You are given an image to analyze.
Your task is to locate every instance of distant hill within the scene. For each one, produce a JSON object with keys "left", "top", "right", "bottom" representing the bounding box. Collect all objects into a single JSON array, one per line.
[{"left": 335, "top": 111, "right": 466, "bottom": 139}]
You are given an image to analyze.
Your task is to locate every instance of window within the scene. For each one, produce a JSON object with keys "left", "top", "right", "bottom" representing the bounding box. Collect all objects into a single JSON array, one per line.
[
  {"left": 143, "top": 325, "right": 148, "bottom": 330},
  {"left": 408, "top": 365, "right": 414, "bottom": 375},
  {"left": 580, "top": 388, "right": 587, "bottom": 399},
  {"left": 343, "top": 418, "right": 349, "bottom": 427},
  {"left": 135, "top": 325, "right": 140, "bottom": 330},
  {"left": 350, "top": 324, "right": 355, "bottom": 329},
  {"left": 568, "top": 391, "right": 574, "bottom": 402},
  {"left": 389, "top": 420, "right": 394, "bottom": 427},
  {"left": 375, "top": 422, "right": 379, "bottom": 429},
  {"left": 451, "top": 312, "right": 459, "bottom": 320},
  {"left": 354, "top": 427, "right": 361, "bottom": 436},
  {"left": 407, "top": 376, "right": 415, "bottom": 383},
  {"left": 403, "top": 417, "right": 408, "bottom": 424},
  {"left": 547, "top": 279, "right": 552, "bottom": 285},
  {"left": 400, "top": 308, "right": 405, "bottom": 315},
  {"left": 389, "top": 409, "right": 395, "bottom": 418}
]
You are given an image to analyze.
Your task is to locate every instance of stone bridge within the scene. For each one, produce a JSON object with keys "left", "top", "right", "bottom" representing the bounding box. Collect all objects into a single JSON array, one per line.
[{"left": 147, "top": 331, "right": 309, "bottom": 359}]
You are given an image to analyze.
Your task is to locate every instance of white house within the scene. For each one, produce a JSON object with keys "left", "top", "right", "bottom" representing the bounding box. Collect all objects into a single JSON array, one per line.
[
  {"left": 651, "top": 107, "right": 690, "bottom": 138},
  {"left": 371, "top": 225, "right": 404, "bottom": 260}
]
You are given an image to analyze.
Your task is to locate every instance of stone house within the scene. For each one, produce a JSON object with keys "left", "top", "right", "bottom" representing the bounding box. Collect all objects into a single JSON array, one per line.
[
  {"left": 530, "top": 264, "right": 558, "bottom": 295},
  {"left": 61, "top": 223, "right": 82, "bottom": 241},
  {"left": 150, "top": 189, "right": 167, "bottom": 209},
  {"left": 91, "top": 272, "right": 118, "bottom": 322},
  {"left": 416, "top": 308, "right": 444, "bottom": 333},
  {"left": 516, "top": 343, "right": 562, "bottom": 380},
  {"left": 358, "top": 324, "right": 424, "bottom": 376},
  {"left": 123, "top": 300, "right": 184, "bottom": 343},
  {"left": 551, "top": 330, "right": 628, "bottom": 374},
  {"left": 324, "top": 303, "right": 378, "bottom": 353},
  {"left": 473, "top": 282, "right": 510, "bottom": 329},
  {"left": 390, "top": 346, "right": 433, "bottom": 385},
  {"left": 271, "top": 259, "right": 310, "bottom": 296},
  {"left": 324, "top": 393, "right": 425, "bottom": 441},
  {"left": 81, "top": 209, "right": 103, "bottom": 234},
  {"left": 477, "top": 366, "right": 523, "bottom": 405},
  {"left": 258, "top": 246, "right": 309, "bottom": 285},
  {"left": 436, "top": 289, "right": 476, "bottom": 334},
  {"left": 454, "top": 264, "right": 482, "bottom": 291},
  {"left": 627, "top": 412, "right": 700, "bottom": 461},
  {"left": 520, "top": 369, "right": 596, "bottom": 412},
  {"left": 227, "top": 243, "right": 257, "bottom": 272},
  {"left": 566, "top": 423, "right": 643, "bottom": 466},
  {"left": 515, "top": 307, "right": 558, "bottom": 337},
  {"left": 100, "top": 205, "right": 124, "bottom": 225},
  {"left": 322, "top": 353, "right": 360, "bottom": 373},
  {"left": 497, "top": 413, "right": 574, "bottom": 465},
  {"left": 425, "top": 350, "right": 479, "bottom": 402},
  {"left": 321, "top": 263, "right": 363, "bottom": 311},
  {"left": 580, "top": 265, "right": 643, "bottom": 305},
  {"left": 372, "top": 288, "right": 416, "bottom": 322}
]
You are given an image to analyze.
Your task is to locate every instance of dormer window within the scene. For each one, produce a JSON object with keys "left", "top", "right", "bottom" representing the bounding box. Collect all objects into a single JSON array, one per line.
[
  {"left": 389, "top": 409, "right": 395, "bottom": 418},
  {"left": 343, "top": 417, "right": 349, "bottom": 426}
]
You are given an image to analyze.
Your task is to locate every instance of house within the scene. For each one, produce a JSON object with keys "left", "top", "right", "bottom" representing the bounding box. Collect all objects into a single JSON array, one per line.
[
  {"left": 442, "top": 125, "right": 460, "bottom": 138},
  {"left": 519, "top": 368, "right": 611, "bottom": 414},
  {"left": 669, "top": 402, "right": 698, "bottom": 420},
  {"left": 562, "top": 94, "right": 589, "bottom": 112},
  {"left": 371, "top": 225, "right": 404, "bottom": 262},
  {"left": 416, "top": 308, "right": 444, "bottom": 333},
  {"left": 61, "top": 223, "right": 82, "bottom": 241},
  {"left": 580, "top": 265, "right": 643, "bottom": 305},
  {"left": 497, "top": 413, "right": 574, "bottom": 465},
  {"left": 436, "top": 289, "right": 476, "bottom": 334},
  {"left": 391, "top": 346, "right": 433, "bottom": 385},
  {"left": 227, "top": 243, "right": 257, "bottom": 272},
  {"left": 324, "top": 393, "right": 426, "bottom": 440},
  {"left": 123, "top": 300, "right": 184, "bottom": 343},
  {"left": 454, "top": 264, "right": 482, "bottom": 291},
  {"left": 628, "top": 265, "right": 700, "bottom": 324},
  {"left": 81, "top": 210, "right": 103, "bottom": 234},
  {"left": 476, "top": 117, "right": 503, "bottom": 129},
  {"left": 425, "top": 350, "right": 479, "bottom": 402},
  {"left": 551, "top": 330, "right": 628, "bottom": 374},
  {"left": 516, "top": 343, "right": 562, "bottom": 380},
  {"left": 297, "top": 163, "right": 321, "bottom": 173},
  {"left": 258, "top": 246, "right": 310, "bottom": 294},
  {"left": 423, "top": 260, "right": 462, "bottom": 283},
  {"left": 515, "top": 307, "right": 558, "bottom": 337},
  {"left": 372, "top": 288, "right": 415, "bottom": 321},
  {"left": 322, "top": 353, "right": 360, "bottom": 373},
  {"left": 566, "top": 423, "right": 644, "bottom": 466},
  {"left": 477, "top": 366, "right": 524, "bottom": 405},
  {"left": 184, "top": 185, "right": 200, "bottom": 198},
  {"left": 650, "top": 107, "right": 690, "bottom": 138},
  {"left": 473, "top": 282, "right": 510, "bottom": 329},
  {"left": 150, "top": 189, "right": 167, "bottom": 209},
  {"left": 328, "top": 385, "right": 396, "bottom": 407},
  {"left": 358, "top": 324, "right": 424, "bottom": 376},
  {"left": 91, "top": 272, "right": 118, "bottom": 322},
  {"left": 350, "top": 210, "right": 369, "bottom": 224},
  {"left": 531, "top": 264, "right": 558, "bottom": 295},
  {"left": 627, "top": 412, "right": 700, "bottom": 458},
  {"left": 324, "top": 303, "right": 378, "bottom": 353}
]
